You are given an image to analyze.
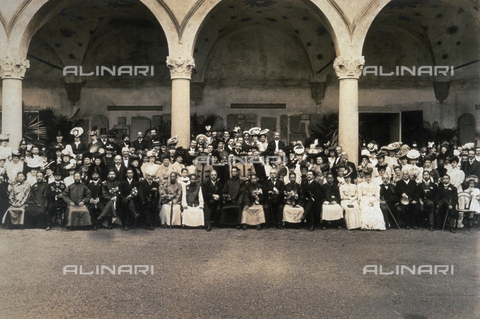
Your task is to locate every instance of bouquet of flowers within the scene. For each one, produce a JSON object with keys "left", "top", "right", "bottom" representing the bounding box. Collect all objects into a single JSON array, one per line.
[{"left": 127, "top": 187, "right": 138, "bottom": 200}]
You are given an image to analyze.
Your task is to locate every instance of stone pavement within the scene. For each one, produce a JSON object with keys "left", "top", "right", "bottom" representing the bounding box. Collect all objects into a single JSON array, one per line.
[{"left": 0, "top": 226, "right": 479, "bottom": 319}]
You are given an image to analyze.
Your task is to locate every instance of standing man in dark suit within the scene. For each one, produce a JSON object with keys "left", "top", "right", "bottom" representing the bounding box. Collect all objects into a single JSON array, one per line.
[
  {"left": 462, "top": 149, "right": 480, "bottom": 179},
  {"left": 436, "top": 174, "right": 458, "bottom": 233},
  {"left": 119, "top": 168, "right": 141, "bottom": 230},
  {"left": 263, "top": 169, "right": 285, "bottom": 229},
  {"left": 110, "top": 155, "right": 127, "bottom": 181},
  {"left": 202, "top": 170, "right": 223, "bottom": 231},
  {"left": 86, "top": 167, "right": 104, "bottom": 230},
  {"left": 302, "top": 170, "right": 324, "bottom": 231},
  {"left": 379, "top": 174, "right": 398, "bottom": 229},
  {"left": 120, "top": 147, "right": 132, "bottom": 169},
  {"left": 395, "top": 170, "right": 419, "bottom": 229},
  {"left": 139, "top": 174, "right": 159, "bottom": 230},
  {"left": 48, "top": 131, "right": 67, "bottom": 159},
  {"left": 133, "top": 131, "right": 150, "bottom": 151},
  {"left": 417, "top": 170, "right": 438, "bottom": 231},
  {"left": 266, "top": 132, "right": 286, "bottom": 155}
]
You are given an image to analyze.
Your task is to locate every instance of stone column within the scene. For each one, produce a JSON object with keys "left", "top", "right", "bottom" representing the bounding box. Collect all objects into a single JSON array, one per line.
[
  {"left": 167, "top": 56, "right": 195, "bottom": 148},
  {"left": 333, "top": 56, "right": 364, "bottom": 165},
  {"left": 0, "top": 57, "right": 30, "bottom": 149}
]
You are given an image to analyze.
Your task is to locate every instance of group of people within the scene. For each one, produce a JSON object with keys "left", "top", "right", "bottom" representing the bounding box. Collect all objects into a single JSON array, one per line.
[{"left": 0, "top": 125, "right": 479, "bottom": 233}]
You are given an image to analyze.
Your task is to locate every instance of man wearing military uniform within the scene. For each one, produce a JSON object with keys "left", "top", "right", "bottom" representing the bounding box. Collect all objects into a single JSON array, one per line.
[{"left": 46, "top": 167, "right": 67, "bottom": 229}]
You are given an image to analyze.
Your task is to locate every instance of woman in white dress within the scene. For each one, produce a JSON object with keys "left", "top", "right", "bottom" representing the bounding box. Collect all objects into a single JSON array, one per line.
[
  {"left": 339, "top": 172, "right": 361, "bottom": 230},
  {"left": 357, "top": 170, "right": 386, "bottom": 230},
  {"left": 458, "top": 176, "right": 480, "bottom": 228},
  {"left": 141, "top": 151, "right": 160, "bottom": 179}
]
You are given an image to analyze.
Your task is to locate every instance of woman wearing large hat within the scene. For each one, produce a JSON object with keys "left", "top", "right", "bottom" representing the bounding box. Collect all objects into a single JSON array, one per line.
[{"left": 0, "top": 133, "right": 12, "bottom": 160}]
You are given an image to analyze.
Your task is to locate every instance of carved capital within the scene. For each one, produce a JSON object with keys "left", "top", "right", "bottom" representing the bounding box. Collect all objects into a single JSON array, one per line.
[
  {"left": 0, "top": 56, "right": 30, "bottom": 79},
  {"left": 166, "top": 56, "right": 195, "bottom": 79},
  {"left": 333, "top": 56, "right": 364, "bottom": 80}
]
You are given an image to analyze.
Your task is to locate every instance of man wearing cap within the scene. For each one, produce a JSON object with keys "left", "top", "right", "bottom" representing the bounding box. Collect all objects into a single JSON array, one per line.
[
  {"left": 159, "top": 171, "right": 183, "bottom": 226},
  {"left": 46, "top": 167, "right": 67, "bottom": 228},
  {"left": 133, "top": 131, "right": 149, "bottom": 151},
  {"left": 241, "top": 173, "right": 266, "bottom": 230},
  {"left": 2, "top": 172, "right": 31, "bottom": 226},
  {"left": 24, "top": 171, "right": 48, "bottom": 229},
  {"left": 98, "top": 170, "right": 122, "bottom": 229},
  {"left": 63, "top": 172, "right": 92, "bottom": 230}
]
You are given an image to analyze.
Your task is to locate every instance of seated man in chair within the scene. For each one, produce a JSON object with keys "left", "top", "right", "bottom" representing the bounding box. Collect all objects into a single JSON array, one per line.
[
  {"left": 2, "top": 172, "right": 30, "bottom": 227},
  {"left": 62, "top": 172, "right": 92, "bottom": 230},
  {"left": 181, "top": 174, "right": 205, "bottom": 227}
]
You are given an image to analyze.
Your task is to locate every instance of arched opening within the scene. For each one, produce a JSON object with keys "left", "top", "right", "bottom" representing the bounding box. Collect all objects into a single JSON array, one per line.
[
  {"left": 192, "top": 0, "right": 337, "bottom": 142},
  {"left": 360, "top": 0, "right": 480, "bottom": 146},
  {"left": 20, "top": 0, "right": 170, "bottom": 141}
]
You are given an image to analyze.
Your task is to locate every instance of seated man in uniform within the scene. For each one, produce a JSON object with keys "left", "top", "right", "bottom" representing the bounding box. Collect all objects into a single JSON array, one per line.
[
  {"left": 2, "top": 172, "right": 30, "bottom": 227},
  {"left": 62, "top": 172, "right": 92, "bottom": 230},
  {"left": 283, "top": 171, "right": 304, "bottom": 227},
  {"left": 24, "top": 171, "right": 48, "bottom": 229},
  {"left": 160, "top": 172, "right": 183, "bottom": 226},
  {"left": 241, "top": 173, "right": 266, "bottom": 230},
  {"left": 321, "top": 172, "right": 344, "bottom": 229},
  {"left": 46, "top": 167, "right": 67, "bottom": 229}
]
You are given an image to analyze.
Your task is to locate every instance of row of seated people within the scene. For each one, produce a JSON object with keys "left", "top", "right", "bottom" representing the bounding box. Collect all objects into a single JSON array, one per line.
[{"left": 3, "top": 160, "right": 477, "bottom": 233}]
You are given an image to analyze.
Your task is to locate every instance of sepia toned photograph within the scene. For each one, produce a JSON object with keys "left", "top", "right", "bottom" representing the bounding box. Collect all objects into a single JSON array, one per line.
[{"left": 0, "top": 0, "right": 479, "bottom": 318}]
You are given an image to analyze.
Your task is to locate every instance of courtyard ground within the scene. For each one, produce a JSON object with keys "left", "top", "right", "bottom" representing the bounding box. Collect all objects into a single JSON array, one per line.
[{"left": 0, "top": 226, "right": 479, "bottom": 319}]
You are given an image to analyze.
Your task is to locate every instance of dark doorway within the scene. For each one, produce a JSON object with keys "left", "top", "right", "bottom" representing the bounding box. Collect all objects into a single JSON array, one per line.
[
  {"left": 359, "top": 112, "right": 400, "bottom": 146},
  {"left": 401, "top": 111, "right": 423, "bottom": 145}
]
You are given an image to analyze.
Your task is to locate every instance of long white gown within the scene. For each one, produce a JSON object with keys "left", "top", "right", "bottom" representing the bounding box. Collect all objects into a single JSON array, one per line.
[
  {"left": 357, "top": 181, "right": 386, "bottom": 230},
  {"left": 339, "top": 183, "right": 361, "bottom": 230}
]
